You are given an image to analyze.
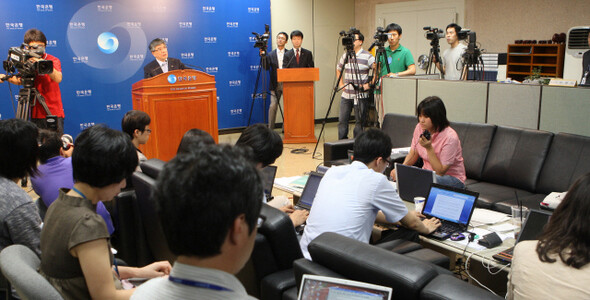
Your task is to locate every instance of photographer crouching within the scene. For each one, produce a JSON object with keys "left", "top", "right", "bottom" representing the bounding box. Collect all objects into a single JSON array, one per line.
[{"left": 1, "top": 29, "right": 64, "bottom": 134}]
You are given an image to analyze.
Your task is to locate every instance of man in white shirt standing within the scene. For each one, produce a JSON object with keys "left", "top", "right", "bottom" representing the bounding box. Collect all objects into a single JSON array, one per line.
[
  {"left": 436, "top": 23, "right": 467, "bottom": 80},
  {"left": 265, "top": 32, "right": 289, "bottom": 129},
  {"left": 299, "top": 129, "right": 441, "bottom": 260}
]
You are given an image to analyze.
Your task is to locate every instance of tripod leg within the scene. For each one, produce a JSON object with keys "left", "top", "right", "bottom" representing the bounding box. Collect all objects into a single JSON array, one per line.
[{"left": 248, "top": 57, "right": 265, "bottom": 126}]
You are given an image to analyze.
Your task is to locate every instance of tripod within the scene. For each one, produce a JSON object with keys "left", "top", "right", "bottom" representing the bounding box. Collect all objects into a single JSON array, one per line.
[
  {"left": 247, "top": 50, "right": 284, "bottom": 126},
  {"left": 461, "top": 49, "right": 483, "bottom": 80},
  {"left": 425, "top": 39, "right": 441, "bottom": 75},
  {"left": 312, "top": 45, "right": 366, "bottom": 158},
  {"left": 372, "top": 44, "right": 391, "bottom": 126},
  {"left": 16, "top": 76, "right": 56, "bottom": 128}
]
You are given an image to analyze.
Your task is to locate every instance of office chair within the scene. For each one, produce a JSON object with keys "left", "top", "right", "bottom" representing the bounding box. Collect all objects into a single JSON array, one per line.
[{"left": 0, "top": 244, "right": 63, "bottom": 300}]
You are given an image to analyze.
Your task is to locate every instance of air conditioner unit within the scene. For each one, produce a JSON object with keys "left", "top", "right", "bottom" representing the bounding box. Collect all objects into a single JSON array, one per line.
[{"left": 563, "top": 26, "right": 589, "bottom": 81}]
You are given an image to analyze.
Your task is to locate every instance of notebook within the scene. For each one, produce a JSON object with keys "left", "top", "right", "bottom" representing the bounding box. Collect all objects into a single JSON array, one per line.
[
  {"left": 422, "top": 183, "right": 479, "bottom": 240},
  {"left": 261, "top": 165, "right": 277, "bottom": 201},
  {"left": 297, "top": 274, "right": 392, "bottom": 300},
  {"left": 394, "top": 163, "right": 437, "bottom": 201},
  {"left": 294, "top": 171, "right": 324, "bottom": 210},
  {"left": 493, "top": 209, "right": 552, "bottom": 264}
]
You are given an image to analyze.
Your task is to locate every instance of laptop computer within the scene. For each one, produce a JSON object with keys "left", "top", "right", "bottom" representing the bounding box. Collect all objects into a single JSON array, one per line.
[
  {"left": 493, "top": 209, "right": 552, "bottom": 264},
  {"left": 422, "top": 183, "right": 479, "bottom": 240},
  {"left": 261, "top": 165, "right": 277, "bottom": 201},
  {"left": 294, "top": 171, "right": 324, "bottom": 211},
  {"left": 395, "top": 163, "right": 437, "bottom": 201},
  {"left": 297, "top": 274, "right": 392, "bottom": 300}
]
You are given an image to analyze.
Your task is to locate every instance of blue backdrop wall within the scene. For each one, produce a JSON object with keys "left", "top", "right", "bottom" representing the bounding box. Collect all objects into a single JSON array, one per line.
[{"left": 0, "top": 0, "right": 271, "bottom": 137}]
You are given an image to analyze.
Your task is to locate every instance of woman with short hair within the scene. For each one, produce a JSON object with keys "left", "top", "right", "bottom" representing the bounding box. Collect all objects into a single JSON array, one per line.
[
  {"left": 40, "top": 125, "right": 171, "bottom": 299},
  {"left": 392, "top": 96, "right": 466, "bottom": 188}
]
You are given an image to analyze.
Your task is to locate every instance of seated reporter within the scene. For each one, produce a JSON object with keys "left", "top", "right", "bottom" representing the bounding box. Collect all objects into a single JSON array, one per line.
[
  {"left": 176, "top": 128, "right": 215, "bottom": 154},
  {"left": 236, "top": 124, "right": 308, "bottom": 227},
  {"left": 0, "top": 119, "right": 42, "bottom": 256},
  {"left": 391, "top": 96, "right": 466, "bottom": 188},
  {"left": 40, "top": 125, "right": 171, "bottom": 300},
  {"left": 507, "top": 173, "right": 590, "bottom": 299},
  {"left": 30, "top": 129, "right": 114, "bottom": 232},
  {"left": 132, "top": 145, "right": 260, "bottom": 299}
]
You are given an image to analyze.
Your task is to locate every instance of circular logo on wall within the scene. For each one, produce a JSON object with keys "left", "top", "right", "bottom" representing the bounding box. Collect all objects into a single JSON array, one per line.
[
  {"left": 167, "top": 74, "right": 177, "bottom": 84},
  {"left": 67, "top": 1, "right": 147, "bottom": 83},
  {"left": 97, "top": 32, "right": 119, "bottom": 54}
]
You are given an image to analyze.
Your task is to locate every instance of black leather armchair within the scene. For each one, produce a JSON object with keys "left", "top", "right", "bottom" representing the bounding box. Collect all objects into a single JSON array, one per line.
[
  {"left": 131, "top": 159, "right": 176, "bottom": 265},
  {"left": 296, "top": 232, "right": 500, "bottom": 300},
  {"left": 250, "top": 204, "right": 302, "bottom": 300}
]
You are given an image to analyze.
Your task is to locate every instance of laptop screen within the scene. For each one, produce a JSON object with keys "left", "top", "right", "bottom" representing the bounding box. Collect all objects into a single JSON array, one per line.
[
  {"left": 298, "top": 172, "right": 323, "bottom": 208},
  {"left": 517, "top": 209, "right": 552, "bottom": 243},
  {"left": 298, "top": 275, "right": 392, "bottom": 300},
  {"left": 261, "top": 165, "right": 277, "bottom": 200},
  {"left": 394, "top": 163, "right": 436, "bottom": 201},
  {"left": 422, "top": 184, "right": 479, "bottom": 226}
]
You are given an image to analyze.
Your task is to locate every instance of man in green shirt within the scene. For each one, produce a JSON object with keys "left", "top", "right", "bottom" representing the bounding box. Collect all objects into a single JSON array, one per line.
[{"left": 379, "top": 23, "right": 416, "bottom": 77}]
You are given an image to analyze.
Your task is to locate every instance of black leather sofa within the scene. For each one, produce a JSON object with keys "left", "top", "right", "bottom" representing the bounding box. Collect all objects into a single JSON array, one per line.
[
  {"left": 294, "top": 232, "right": 501, "bottom": 300},
  {"left": 324, "top": 113, "right": 590, "bottom": 213}
]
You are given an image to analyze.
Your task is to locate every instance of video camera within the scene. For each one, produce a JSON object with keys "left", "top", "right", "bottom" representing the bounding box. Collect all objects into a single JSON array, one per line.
[
  {"left": 3, "top": 44, "right": 53, "bottom": 78},
  {"left": 339, "top": 27, "right": 360, "bottom": 50},
  {"left": 368, "top": 27, "right": 388, "bottom": 51},
  {"left": 424, "top": 27, "right": 444, "bottom": 40},
  {"left": 462, "top": 30, "right": 480, "bottom": 65},
  {"left": 457, "top": 29, "right": 471, "bottom": 41},
  {"left": 252, "top": 24, "right": 270, "bottom": 51}
]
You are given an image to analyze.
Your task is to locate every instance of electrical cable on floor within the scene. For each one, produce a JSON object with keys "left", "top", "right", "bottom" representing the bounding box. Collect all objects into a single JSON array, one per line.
[
  {"left": 290, "top": 148, "right": 308, "bottom": 154},
  {"left": 464, "top": 249, "right": 501, "bottom": 297}
]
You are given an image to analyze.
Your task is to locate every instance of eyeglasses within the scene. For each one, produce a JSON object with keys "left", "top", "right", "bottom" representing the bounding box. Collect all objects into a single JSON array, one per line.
[
  {"left": 257, "top": 216, "right": 266, "bottom": 228},
  {"left": 383, "top": 157, "right": 392, "bottom": 168},
  {"left": 153, "top": 46, "right": 167, "bottom": 52}
]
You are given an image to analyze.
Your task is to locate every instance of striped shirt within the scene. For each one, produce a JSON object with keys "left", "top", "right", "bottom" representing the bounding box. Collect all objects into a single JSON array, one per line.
[{"left": 337, "top": 49, "right": 375, "bottom": 100}]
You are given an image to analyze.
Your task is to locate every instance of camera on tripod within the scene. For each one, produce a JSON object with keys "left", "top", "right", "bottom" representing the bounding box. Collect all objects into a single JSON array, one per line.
[
  {"left": 340, "top": 27, "right": 360, "bottom": 50},
  {"left": 3, "top": 44, "right": 53, "bottom": 78},
  {"left": 424, "top": 27, "right": 444, "bottom": 40},
  {"left": 252, "top": 24, "right": 270, "bottom": 51},
  {"left": 368, "top": 27, "right": 388, "bottom": 51}
]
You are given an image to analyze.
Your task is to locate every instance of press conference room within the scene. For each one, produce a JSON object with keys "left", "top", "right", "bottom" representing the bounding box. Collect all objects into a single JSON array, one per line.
[{"left": 1, "top": 0, "right": 590, "bottom": 299}]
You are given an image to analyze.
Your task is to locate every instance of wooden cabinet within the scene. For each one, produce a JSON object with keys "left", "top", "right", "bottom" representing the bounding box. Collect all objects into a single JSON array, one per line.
[{"left": 506, "top": 44, "right": 565, "bottom": 82}]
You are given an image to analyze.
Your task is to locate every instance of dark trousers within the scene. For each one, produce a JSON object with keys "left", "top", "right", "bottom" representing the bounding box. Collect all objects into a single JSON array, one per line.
[
  {"left": 338, "top": 97, "right": 362, "bottom": 140},
  {"left": 376, "top": 227, "right": 420, "bottom": 244}
]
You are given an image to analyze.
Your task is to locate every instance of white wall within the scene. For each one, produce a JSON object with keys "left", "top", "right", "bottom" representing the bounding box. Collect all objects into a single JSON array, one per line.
[{"left": 270, "top": 0, "right": 355, "bottom": 122}]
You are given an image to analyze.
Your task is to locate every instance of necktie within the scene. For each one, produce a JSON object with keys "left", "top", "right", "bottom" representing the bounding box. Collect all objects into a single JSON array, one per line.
[{"left": 296, "top": 49, "right": 300, "bottom": 65}]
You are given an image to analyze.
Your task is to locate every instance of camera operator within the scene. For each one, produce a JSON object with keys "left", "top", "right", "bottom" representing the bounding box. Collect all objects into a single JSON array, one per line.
[
  {"left": 263, "top": 32, "right": 289, "bottom": 129},
  {"left": 337, "top": 31, "right": 375, "bottom": 140},
  {"left": 0, "top": 29, "right": 64, "bottom": 134},
  {"left": 378, "top": 23, "right": 416, "bottom": 78},
  {"left": 435, "top": 23, "right": 467, "bottom": 80}
]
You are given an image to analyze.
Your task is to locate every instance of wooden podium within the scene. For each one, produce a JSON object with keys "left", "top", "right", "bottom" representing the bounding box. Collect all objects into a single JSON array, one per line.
[
  {"left": 277, "top": 68, "right": 319, "bottom": 143},
  {"left": 131, "top": 69, "right": 218, "bottom": 161}
]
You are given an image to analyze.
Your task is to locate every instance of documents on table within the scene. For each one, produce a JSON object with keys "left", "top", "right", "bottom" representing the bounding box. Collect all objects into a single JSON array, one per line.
[
  {"left": 274, "top": 175, "right": 309, "bottom": 194},
  {"left": 470, "top": 208, "right": 510, "bottom": 227}
]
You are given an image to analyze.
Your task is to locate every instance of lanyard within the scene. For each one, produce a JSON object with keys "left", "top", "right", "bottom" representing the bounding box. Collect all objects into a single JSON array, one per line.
[
  {"left": 72, "top": 187, "right": 87, "bottom": 199},
  {"left": 168, "top": 276, "right": 233, "bottom": 292}
]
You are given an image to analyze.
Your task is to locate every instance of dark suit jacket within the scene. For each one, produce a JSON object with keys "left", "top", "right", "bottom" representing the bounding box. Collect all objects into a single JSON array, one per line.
[
  {"left": 143, "top": 57, "right": 187, "bottom": 79},
  {"left": 283, "top": 48, "right": 314, "bottom": 69},
  {"left": 264, "top": 48, "right": 289, "bottom": 90}
]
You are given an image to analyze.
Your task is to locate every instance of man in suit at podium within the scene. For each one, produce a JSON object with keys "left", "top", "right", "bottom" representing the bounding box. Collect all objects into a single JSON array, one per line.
[
  {"left": 144, "top": 38, "right": 187, "bottom": 79},
  {"left": 264, "top": 32, "right": 289, "bottom": 129},
  {"left": 283, "top": 30, "right": 314, "bottom": 68}
]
